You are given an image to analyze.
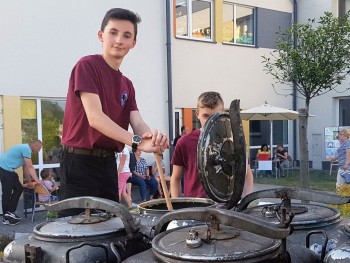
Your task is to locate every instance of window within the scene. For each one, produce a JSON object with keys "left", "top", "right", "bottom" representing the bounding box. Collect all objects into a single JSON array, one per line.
[
  {"left": 339, "top": 0, "right": 350, "bottom": 17},
  {"left": 21, "top": 98, "right": 66, "bottom": 177},
  {"left": 176, "top": 0, "right": 213, "bottom": 41},
  {"left": 340, "top": 98, "right": 350, "bottom": 125},
  {"left": 223, "top": 3, "right": 255, "bottom": 46}
]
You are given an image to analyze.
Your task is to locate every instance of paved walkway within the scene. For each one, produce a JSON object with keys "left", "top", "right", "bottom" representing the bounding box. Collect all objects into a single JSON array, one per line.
[{"left": 0, "top": 183, "right": 276, "bottom": 238}]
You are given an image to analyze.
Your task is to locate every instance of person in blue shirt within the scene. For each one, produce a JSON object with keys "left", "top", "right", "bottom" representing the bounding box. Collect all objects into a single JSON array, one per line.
[
  {"left": 330, "top": 129, "right": 350, "bottom": 187},
  {"left": 0, "top": 140, "right": 42, "bottom": 225}
]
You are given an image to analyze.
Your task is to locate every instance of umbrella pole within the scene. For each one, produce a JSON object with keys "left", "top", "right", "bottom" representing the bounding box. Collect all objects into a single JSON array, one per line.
[{"left": 270, "top": 120, "right": 273, "bottom": 159}]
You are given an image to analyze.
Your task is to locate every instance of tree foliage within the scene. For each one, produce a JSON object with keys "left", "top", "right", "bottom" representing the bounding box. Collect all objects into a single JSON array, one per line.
[
  {"left": 262, "top": 11, "right": 350, "bottom": 188},
  {"left": 262, "top": 11, "right": 350, "bottom": 115}
]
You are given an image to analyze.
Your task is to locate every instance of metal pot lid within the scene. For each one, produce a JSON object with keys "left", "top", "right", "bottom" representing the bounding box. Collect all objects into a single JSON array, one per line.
[
  {"left": 197, "top": 100, "right": 246, "bottom": 208},
  {"left": 138, "top": 198, "right": 216, "bottom": 215},
  {"left": 33, "top": 217, "right": 131, "bottom": 242},
  {"left": 152, "top": 225, "right": 281, "bottom": 262},
  {"left": 244, "top": 204, "right": 341, "bottom": 230}
]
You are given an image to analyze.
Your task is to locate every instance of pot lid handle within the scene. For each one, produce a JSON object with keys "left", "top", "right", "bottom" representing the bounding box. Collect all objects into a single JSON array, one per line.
[
  {"left": 236, "top": 187, "right": 350, "bottom": 212},
  {"left": 154, "top": 207, "right": 292, "bottom": 239},
  {"left": 45, "top": 196, "right": 138, "bottom": 236}
]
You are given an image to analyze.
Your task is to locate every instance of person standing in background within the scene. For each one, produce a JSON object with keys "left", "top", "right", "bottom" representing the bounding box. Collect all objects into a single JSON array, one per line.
[
  {"left": 0, "top": 140, "right": 42, "bottom": 225},
  {"left": 173, "top": 126, "right": 189, "bottom": 147},
  {"left": 330, "top": 129, "right": 350, "bottom": 187}
]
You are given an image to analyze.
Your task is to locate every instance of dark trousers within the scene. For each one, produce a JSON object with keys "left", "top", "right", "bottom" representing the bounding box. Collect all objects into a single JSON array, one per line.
[
  {"left": 0, "top": 167, "right": 23, "bottom": 215},
  {"left": 129, "top": 175, "right": 158, "bottom": 202},
  {"left": 59, "top": 150, "right": 118, "bottom": 215}
]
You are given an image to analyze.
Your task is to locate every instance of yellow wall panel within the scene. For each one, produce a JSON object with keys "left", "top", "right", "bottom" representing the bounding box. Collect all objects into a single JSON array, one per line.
[
  {"left": 2, "top": 96, "right": 23, "bottom": 180},
  {"left": 214, "top": 0, "right": 223, "bottom": 42}
]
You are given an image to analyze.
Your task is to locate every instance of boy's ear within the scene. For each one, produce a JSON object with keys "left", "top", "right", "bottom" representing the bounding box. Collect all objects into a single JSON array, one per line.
[
  {"left": 195, "top": 110, "right": 199, "bottom": 119},
  {"left": 131, "top": 39, "right": 137, "bottom": 49},
  {"left": 98, "top": 31, "right": 103, "bottom": 42}
]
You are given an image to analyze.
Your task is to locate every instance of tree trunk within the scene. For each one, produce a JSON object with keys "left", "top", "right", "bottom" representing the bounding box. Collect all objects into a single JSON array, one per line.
[{"left": 298, "top": 108, "right": 309, "bottom": 189}]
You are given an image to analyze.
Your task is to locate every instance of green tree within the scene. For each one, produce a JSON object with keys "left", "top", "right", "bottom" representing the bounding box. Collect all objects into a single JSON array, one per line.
[{"left": 262, "top": 12, "right": 350, "bottom": 188}]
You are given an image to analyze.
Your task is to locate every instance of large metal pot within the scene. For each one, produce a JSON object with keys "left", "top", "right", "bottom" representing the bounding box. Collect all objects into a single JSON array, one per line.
[
  {"left": 137, "top": 197, "right": 216, "bottom": 236},
  {"left": 137, "top": 102, "right": 247, "bottom": 237},
  {"left": 236, "top": 188, "right": 350, "bottom": 261},
  {"left": 123, "top": 207, "right": 320, "bottom": 263},
  {"left": 4, "top": 196, "right": 151, "bottom": 263}
]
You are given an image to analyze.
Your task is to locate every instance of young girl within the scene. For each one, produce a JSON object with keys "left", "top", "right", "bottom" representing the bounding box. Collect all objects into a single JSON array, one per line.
[
  {"left": 39, "top": 169, "right": 59, "bottom": 202},
  {"left": 116, "top": 146, "right": 136, "bottom": 209}
]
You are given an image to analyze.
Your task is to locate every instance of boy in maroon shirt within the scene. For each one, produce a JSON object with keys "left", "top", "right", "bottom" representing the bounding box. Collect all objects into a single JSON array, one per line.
[
  {"left": 171, "top": 91, "right": 253, "bottom": 199},
  {"left": 60, "top": 8, "right": 169, "bottom": 205}
]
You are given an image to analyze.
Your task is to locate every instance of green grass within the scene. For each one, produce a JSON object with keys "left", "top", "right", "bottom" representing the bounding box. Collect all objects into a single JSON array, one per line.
[{"left": 254, "top": 169, "right": 337, "bottom": 192}]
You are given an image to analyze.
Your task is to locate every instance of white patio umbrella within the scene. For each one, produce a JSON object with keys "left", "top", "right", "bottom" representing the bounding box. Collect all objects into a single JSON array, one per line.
[{"left": 240, "top": 102, "right": 299, "bottom": 158}]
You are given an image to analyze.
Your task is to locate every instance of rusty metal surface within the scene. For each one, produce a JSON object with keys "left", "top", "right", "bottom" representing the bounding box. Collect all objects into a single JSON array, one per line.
[{"left": 154, "top": 207, "right": 291, "bottom": 239}]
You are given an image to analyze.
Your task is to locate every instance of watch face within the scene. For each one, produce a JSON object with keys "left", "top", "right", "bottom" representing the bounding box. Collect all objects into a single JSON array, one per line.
[{"left": 133, "top": 135, "right": 142, "bottom": 143}]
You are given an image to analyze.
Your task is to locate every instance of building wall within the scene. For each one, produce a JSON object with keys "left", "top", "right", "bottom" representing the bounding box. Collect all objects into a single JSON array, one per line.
[
  {"left": 0, "top": 0, "right": 169, "bottom": 165},
  {"left": 171, "top": 1, "right": 295, "bottom": 159}
]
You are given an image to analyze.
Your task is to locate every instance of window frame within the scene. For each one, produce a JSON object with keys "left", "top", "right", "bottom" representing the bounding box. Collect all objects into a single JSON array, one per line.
[
  {"left": 175, "top": 0, "right": 214, "bottom": 42},
  {"left": 223, "top": 2, "right": 256, "bottom": 47},
  {"left": 21, "top": 97, "right": 66, "bottom": 175}
]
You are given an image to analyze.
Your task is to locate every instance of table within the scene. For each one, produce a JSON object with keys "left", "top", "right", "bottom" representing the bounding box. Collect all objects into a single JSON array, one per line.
[{"left": 254, "top": 159, "right": 281, "bottom": 178}]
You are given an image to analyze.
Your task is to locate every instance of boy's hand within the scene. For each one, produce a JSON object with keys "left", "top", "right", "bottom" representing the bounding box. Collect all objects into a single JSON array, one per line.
[{"left": 139, "top": 130, "right": 169, "bottom": 153}]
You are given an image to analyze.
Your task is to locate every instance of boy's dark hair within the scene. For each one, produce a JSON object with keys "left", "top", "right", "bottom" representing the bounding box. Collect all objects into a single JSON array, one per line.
[
  {"left": 40, "top": 169, "right": 51, "bottom": 180},
  {"left": 197, "top": 91, "right": 224, "bottom": 110},
  {"left": 180, "top": 126, "right": 186, "bottom": 132},
  {"left": 101, "top": 8, "right": 142, "bottom": 39}
]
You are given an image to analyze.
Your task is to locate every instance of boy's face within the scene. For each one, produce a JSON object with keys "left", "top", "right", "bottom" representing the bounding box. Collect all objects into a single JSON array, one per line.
[
  {"left": 98, "top": 19, "right": 136, "bottom": 60},
  {"left": 196, "top": 103, "right": 224, "bottom": 127}
]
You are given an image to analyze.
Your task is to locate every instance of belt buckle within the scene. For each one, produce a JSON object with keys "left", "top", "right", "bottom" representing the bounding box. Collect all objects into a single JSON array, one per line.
[{"left": 101, "top": 149, "right": 108, "bottom": 158}]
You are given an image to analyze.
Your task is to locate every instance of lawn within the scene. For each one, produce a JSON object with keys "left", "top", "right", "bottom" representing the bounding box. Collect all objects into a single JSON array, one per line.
[{"left": 253, "top": 169, "right": 337, "bottom": 192}]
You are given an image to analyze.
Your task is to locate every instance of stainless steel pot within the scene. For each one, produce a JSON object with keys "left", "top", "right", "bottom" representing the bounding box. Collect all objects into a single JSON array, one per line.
[
  {"left": 4, "top": 196, "right": 150, "bottom": 263},
  {"left": 137, "top": 197, "right": 217, "bottom": 236},
  {"left": 122, "top": 207, "right": 319, "bottom": 263},
  {"left": 237, "top": 188, "right": 350, "bottom": 262}
]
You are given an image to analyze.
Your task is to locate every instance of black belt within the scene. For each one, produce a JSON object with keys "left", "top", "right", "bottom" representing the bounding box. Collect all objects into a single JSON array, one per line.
[{"left": 63, "top": 146, "right": 115, "bottom": 158}]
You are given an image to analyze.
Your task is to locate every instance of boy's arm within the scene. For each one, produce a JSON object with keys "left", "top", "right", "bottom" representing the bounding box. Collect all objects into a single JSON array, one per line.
[
  {"left": 170, "top": 165, "right": 183, "bottom": 198},
  {"left": 241, "top": 167, "right": 254, "bottom": 198},
  {"left": 81, "top": 92, "right": 169, "bottom": 152},
  {"left": 81, "top": 92, "right": 134, "bottom": 145}
]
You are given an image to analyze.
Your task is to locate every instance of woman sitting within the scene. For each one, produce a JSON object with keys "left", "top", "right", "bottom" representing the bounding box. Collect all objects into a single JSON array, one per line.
[{"left": 256, "top": 144, "right": 271, "bottom": 177}]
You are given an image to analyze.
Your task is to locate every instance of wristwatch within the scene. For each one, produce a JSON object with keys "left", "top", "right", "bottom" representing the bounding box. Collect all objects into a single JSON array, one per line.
[{"left": 131, "top": 135, "right": 142, "bottom": 152}]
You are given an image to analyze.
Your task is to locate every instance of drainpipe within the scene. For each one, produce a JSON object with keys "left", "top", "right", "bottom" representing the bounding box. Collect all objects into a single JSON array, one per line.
[
  {"left": 166, "top": 0, "right": 174, "bottom": 161},
  {"left": 292, "top": 0, "right": 298, "bottom": 162}
]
